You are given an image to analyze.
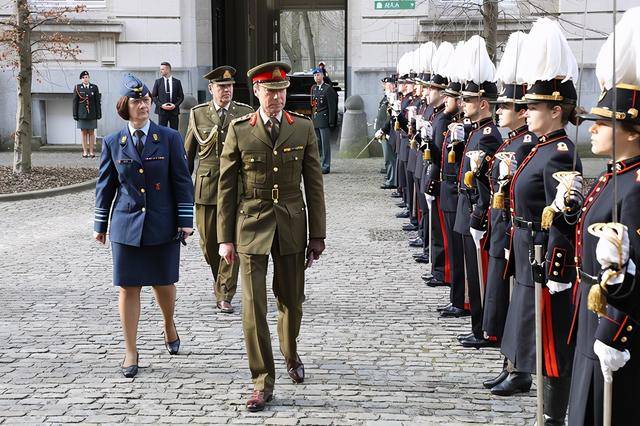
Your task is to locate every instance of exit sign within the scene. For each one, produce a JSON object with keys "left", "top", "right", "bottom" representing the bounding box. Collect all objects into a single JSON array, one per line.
[{"left": 375, "top": 1, "right": 416, "bottom": 9}]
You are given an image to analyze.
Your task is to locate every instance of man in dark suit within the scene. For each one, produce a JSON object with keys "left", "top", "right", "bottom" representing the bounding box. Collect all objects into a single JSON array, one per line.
[{"left": 151, "top": 61, "right": 184, "bottom": 130}]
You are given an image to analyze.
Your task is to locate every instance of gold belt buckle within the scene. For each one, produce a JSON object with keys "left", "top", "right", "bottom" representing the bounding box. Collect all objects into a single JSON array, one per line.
[{"left": 271, "top": 188, "right": 279, "bottom": 203}]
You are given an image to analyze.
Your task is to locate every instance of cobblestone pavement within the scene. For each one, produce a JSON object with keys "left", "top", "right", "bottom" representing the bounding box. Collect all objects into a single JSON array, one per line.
[{"left": 0, "top": 158, "right": 541, "bottom": 425}]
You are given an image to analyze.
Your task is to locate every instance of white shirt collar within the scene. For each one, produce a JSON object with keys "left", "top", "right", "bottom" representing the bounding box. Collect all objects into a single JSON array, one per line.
[
  {"left": 213, "top": 100, "right": 230, "bottom": 112},
  {"left": 259, "top": 108, "right": 283, "bottom": 125},
  {"left": 128, "top": 120, "right": 151, "bottom": 137}
]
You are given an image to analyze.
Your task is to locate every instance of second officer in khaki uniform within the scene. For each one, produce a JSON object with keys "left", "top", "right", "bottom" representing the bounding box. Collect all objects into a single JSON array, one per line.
[
  {"left": 184, "top": 66, "right": 253, "bottom": 313},
  {"left": 217, "top": 61, "right": 326, "bottom": 412}
]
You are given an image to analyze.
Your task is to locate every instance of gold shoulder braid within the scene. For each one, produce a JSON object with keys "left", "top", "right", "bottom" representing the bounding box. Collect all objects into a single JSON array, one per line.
[{"left": 189, "top": 108, "right": 219, "bottom": 159}]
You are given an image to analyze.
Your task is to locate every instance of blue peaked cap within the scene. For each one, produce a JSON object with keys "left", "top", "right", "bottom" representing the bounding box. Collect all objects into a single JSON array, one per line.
[
  {"left": 311, "top": 67, "right": 323, "bottom": 75},
  {"left": 121, "top": 73, "right": 150, "bottom": 98}
]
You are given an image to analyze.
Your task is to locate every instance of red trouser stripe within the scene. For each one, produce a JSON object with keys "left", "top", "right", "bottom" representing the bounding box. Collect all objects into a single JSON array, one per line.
[
  {"left": 542, "top": 290, "right": 560, "bottom": 378},
  {"left": 436, "top": 199, "right": 451, "bottom": 283}
]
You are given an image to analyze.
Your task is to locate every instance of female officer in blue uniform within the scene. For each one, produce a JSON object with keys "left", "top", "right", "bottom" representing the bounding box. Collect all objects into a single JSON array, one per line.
[{"left": 93, "top": 74, "right": 194, "bottom": 378}]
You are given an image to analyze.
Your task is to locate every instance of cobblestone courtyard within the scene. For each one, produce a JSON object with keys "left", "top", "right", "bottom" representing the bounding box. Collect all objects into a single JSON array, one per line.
[{"left": 0, "top": 157, "right": 540, "bottom": 424}]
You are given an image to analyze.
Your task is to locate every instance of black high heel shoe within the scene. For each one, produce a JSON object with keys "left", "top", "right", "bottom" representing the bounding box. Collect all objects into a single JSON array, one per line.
[
  {"left": 163, "top": 321, "right": 180, "bottom": 355},
  {"left": 121, "top": 352, "right": 139, "bottom": 378}
]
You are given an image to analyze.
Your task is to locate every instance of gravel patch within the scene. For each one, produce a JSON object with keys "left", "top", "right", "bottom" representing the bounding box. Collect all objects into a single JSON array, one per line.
[{"left": 0, "top": 166, "right": 97, "bottom": 194}]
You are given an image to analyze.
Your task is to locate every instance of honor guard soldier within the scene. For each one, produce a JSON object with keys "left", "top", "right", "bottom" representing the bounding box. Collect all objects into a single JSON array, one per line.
[
  {"left": 184, "top": 66, "right": 254, "bottom": 313},
  {"left": 377, "top": 75, "right": 398, "bottom": 190},
  {"left": 454, "top": 36, "right": 502, "bottom": 349},
  {"left": 500, "top": 19, "right": 582, "bottom": 422},
  {"left": 311, "top": 67, "right": 338, "bottom": 174},
  {"left": 481, "top": 32, "right": 537, "bottom": 391},
  {"left": 438, "top": 44, "right": 471, "bottom": 318},
  {"left": 217, "top": 61, "right": 327, "bottom": 412},
  {"left": 409, "top": 69, "right": 432, "bottom": 247},
  {"left": 568, "top": 8, "right": 640, "bottom": 425},
  {"left": 419, "top": 42, "right": 454, "bottom": 288}
]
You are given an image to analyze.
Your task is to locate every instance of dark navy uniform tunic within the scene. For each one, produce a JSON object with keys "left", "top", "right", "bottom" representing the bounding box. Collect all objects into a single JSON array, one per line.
[
  {"left": 481, "top": 126, "right": 536, "bottom": 339},
  {"left": 311, "top": 82, "right": 337, "bottom": 129},
  {"left": 567, "top": 155, "right": 640, "bottom": 426},
  {"left": 94, "top": 121, "right": 194, "bottom": 285},
  {"left": 501, "top": 128, "right": 582, "bottom": 376}
]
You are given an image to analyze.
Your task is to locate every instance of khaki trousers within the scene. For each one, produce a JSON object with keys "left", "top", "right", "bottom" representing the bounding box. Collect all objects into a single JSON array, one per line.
[
  {"left": 238, "top": 234, "right": 305, "bottom": 391},
  {"left": 195, "top": 203, "right": 239, "bottom": 302}
]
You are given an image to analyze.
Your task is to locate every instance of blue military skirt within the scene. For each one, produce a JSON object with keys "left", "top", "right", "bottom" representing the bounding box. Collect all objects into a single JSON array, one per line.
[{"left": 111, "top": 241, "right": 180, "bottom": 286}]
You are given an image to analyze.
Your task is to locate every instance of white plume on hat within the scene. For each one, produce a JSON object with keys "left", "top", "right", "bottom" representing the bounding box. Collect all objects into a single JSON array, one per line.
[
  {"left": 464, "top": 35, "right": 496, "bottom": 84},
  {"left": 409, "top": 47, "right": 422, "bottom": 73},
  {"left": 397, "top": 51, "right": 412, "bottom": 75},
  {"left": 595, "top": 7, "right": 640, "bottom": 90},
  {"left": 520, "top": 17, "right": 578, "bottom": 84},
  {"left": 418, "top": 41, "right": 437, "bottom": 73},
  {"left": 446, "top": 41, "right": 468, "bottom": 83},
  {"left": 496, "top": 31, "right": 527, "bottom": 84},
  {"left": 432, "top": 41, "right": 455, "bottom": 77}
]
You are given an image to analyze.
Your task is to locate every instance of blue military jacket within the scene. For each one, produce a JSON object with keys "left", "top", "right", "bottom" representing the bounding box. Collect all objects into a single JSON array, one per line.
[{"left": 94, "top": 121, "right": 194, "bottom": 247}]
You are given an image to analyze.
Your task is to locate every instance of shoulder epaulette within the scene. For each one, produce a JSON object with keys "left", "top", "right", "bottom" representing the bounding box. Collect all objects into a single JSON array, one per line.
[
  {"left": 286, "top": 110, "right": 311, "bottom": 120},
  {"left": 233, "top": 101, "right": 253, "bottom": 109},
  {"left": 231, "top": 113, "right": 254, "bottom": 125},
  {"left": 191, "top": 102, "right": 209, "bottom": 111}
]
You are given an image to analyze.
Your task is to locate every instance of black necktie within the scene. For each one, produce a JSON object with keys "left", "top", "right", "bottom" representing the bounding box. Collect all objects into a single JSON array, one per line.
[
  {"left": 134, "top": 129, "right": 144, "bottom": 156},
  {"left": 267, "top": 117, "right": 279, "bottom": 142},
  {"left": 219, "top": 108, "right": 226, "bottom": 124}
]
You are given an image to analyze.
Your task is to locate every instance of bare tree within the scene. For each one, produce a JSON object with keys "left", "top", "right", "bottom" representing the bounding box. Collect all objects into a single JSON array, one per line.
[
  {"left": 301, "top": 11, "right": 316, "bottom": 67},
  {"left": 281, "top": 11, "right": 303, "bottom": 71},
  {"left": 0, "top": 0, "right": 85, "bottom": 174}
]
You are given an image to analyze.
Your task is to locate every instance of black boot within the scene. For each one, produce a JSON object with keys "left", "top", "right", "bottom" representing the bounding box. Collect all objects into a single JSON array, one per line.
[
  {"left": 483, "top": 358, "right": 509, "bottom": 389},
  {"left": 543, "top": 376, "right": 571, "bottom": 426},
  {"left": 490, "top": 372, "right": 532, "bottom": 396}
]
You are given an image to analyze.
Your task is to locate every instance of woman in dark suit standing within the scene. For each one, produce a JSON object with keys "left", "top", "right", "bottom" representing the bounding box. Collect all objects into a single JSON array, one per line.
[
  {"left": 93, "top": 74, "right": 194, "bottom": 378},
  {"left": 73, "top": 71, "right": 102, "bottom": 158}
]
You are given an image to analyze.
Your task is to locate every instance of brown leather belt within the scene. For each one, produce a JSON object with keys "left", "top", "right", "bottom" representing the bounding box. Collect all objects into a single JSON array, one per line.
[{"left": 245, "top": 187, "right": 300, "bottom": 203}]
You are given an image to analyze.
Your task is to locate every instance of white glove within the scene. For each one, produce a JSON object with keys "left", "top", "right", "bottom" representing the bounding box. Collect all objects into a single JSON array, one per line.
[
  {"left": 426, "top": 194, "right": 435, "bottom": 204},
  {"left": 551, "top": 174, "right": 583, "bottom": 212},
  {"left": 450, "top": 123, "right": 465, "bottom": 142},
  {"left": 546, "top": 280, "right": 571, "bottom": 294},
  {"left": 470, "top": 228, "right": 485, "bottom": 249},
  {"left": 407, "top": 106, "right": 417, "bottom": 121},
  {"left": 498, "top": 156, "right": 517, "bottom": 180},
  {"left": 594, "top": 339, "right": 630, "bottom": 383},
  {"left": 596, "top": 226, "right": 633, "bottom": 284},
  {"left": 415, "top": 116, "right": 424, "bottom": 131},
  {"left": 420, "top": 121, "right": 433, "bottom": 141},
  {"left": 392, "top": 100, "right": 402, "bottom": 113},
  {"left": 467, "top": 151, "right": 486, "bottom": 173},
  {"left": 596, "top": 226, "right": 630, "bottom": 269},
  {"left": 375, "top": 129, "right": 384, "bottom": 139}
]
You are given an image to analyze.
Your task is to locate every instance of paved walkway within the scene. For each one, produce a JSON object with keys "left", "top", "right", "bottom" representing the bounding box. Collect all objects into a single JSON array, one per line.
[{"left": 1, "top": 157, "right": 540, "bottom": 424}]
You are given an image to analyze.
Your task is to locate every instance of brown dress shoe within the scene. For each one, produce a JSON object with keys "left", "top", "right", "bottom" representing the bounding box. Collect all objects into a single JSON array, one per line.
[
  {"left": 287, "top": 355, "right": 305, "bottom": 383},
  {"left": 246, "top": 389, "right": 273, "bottom": 412},
  {"left": 216, "top": 301, "right": 234, "bottom": 314}
]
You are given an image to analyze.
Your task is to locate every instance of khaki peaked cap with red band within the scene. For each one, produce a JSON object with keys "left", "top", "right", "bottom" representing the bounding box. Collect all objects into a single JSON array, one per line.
[{"left": 247, "top": 61, "right": 291, "bottom": 89}]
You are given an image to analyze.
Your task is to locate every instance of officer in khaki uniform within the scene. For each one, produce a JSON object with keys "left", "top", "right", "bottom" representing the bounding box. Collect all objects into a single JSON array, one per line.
[
  {"left": 217, "top": 61, "right": 326, "bottom": 412},
  {"left": 184, "top": 66, "right": 253, "bottom": 313}
]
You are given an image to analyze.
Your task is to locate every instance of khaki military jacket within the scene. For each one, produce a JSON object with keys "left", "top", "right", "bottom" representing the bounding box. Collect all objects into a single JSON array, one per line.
[
  {"left": 185, "top": 100, "right": 253, "bottom": 205},
  {"left": 217, "top": 110, "right": 326, "bottom": 256}
]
